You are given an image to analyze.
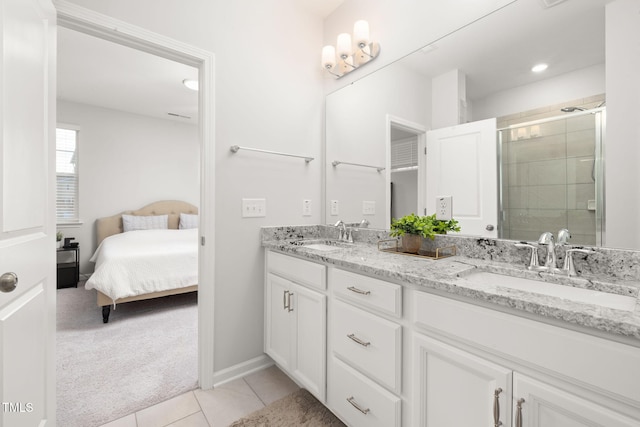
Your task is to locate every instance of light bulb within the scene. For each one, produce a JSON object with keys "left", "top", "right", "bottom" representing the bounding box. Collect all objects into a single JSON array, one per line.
[
  {"left": 336, "top": 33, "right": 352, "bottom": 59},
  {"left": 322, "top": 45, "right": 336, "bottom": 69},
  {"left": 353, "top": 20, "right": 370, "bottom": 49}
]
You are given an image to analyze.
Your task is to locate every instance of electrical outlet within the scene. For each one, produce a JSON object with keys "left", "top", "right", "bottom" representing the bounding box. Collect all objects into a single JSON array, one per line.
[
  {"left": 242, "top": 198, "right": 266, "bottom": 218},
  {"left": 302, "top": 199, "right": 312, "bottom": 216},
  {"left": 330, "top": 200, "right": 339, "bottom": 216},
  {"left": 362, "top": 200, "right": 376, "bottom": 215},
  {"left": 436, "top": 196, "right": 452, "bottom": 220}
]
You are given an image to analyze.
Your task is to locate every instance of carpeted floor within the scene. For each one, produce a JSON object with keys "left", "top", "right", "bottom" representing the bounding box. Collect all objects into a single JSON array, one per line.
[
  {"left": 229, "top": 389, "right": 346, "bottom": 427},
  {"left": 56, "top": 285, "right": 198, "bottom": 427}
]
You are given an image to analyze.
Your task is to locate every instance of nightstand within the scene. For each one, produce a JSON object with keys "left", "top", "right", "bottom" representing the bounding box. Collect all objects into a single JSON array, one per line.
[{"left": 57, "top": 246, "right": 79, "bottom": 289}]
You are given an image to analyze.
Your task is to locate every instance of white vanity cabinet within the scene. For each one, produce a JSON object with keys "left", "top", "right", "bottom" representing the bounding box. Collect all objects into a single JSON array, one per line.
[
  {"left": 412, "top": 291, "right": 640, "bottom": 427},
  {"left": 412, "top": 333, "right": 512, "bottom": 426},
  {"left": 265, "top": 251, "right": 327, "bottom": 401},
  {"left": 327, "top": 268, "right": 403, "bottom": 427}
]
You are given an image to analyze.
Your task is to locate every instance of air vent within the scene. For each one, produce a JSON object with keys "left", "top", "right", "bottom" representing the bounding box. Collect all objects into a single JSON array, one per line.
[{"left": 538, "top": 0, "right": 568, "bottom": 9}]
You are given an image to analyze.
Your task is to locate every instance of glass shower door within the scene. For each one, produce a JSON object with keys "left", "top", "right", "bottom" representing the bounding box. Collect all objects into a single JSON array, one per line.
[{"left": 498, "top": 109, "right": 604, "bottom": 246}]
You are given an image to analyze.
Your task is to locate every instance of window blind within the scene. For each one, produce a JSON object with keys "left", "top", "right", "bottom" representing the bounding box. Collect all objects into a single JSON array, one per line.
[
  {"left": 390, "top": 137, "right": 418, "bottom": 170},
  {"left": 56, "top": 128, "right": 79, "bottom": 223}
]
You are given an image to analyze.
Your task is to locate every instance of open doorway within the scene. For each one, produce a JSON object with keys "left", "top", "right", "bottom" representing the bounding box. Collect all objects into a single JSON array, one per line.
[
  {"left": 54, "top": 6, "right": 215, "bottom": 426},
  {"left": 386, "top": 115, "right": 427, "bottom": 226}
]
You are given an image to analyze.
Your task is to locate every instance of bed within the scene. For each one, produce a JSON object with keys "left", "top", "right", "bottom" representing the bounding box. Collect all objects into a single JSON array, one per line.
[{"left": 86, "top": 200, "right": 199, "bottom": 323}]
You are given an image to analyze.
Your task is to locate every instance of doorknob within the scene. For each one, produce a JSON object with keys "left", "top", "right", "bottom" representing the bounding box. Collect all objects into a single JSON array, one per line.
[
  {"left": 0, "top": 272, "right": 18, "bottom": 293},
  {"left": 486, "top": 224, "right": 495, "bottom": 231}
]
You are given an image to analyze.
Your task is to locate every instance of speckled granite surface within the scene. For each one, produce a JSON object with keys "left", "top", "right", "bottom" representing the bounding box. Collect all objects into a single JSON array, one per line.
[{"left": 261, "top": 225, "right": 640, "bottom": 341}]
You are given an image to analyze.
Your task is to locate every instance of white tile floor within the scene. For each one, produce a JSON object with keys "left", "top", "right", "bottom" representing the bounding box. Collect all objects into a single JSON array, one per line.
[{"left": 99, "top": 365, "right": 300, "bottom": 427}]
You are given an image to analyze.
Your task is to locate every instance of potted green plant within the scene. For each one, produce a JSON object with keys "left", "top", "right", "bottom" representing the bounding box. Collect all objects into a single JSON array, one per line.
[
  {"left": 390, "top": 213, "right": 460, "bottom": 254},
  {"left": 56, "top": 231, "right": 63, "bottom": 248}
]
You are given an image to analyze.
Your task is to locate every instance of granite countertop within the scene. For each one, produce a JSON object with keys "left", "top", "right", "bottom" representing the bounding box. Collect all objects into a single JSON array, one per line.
[{"left": 261, "top": 227, "right": 640, "bottom": 342}]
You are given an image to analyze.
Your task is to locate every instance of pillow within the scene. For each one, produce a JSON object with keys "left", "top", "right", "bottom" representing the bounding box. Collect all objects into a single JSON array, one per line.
[
  {"left": 122, "top": 214, "right": 169, "bottom": 232},
  {"left": 179, "top": 213, "right": 199, "bottom": 229}
]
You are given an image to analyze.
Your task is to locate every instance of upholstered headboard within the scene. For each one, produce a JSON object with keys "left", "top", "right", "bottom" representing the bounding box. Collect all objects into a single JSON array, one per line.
[{"left": 95, "top": 200, "right": 199, "bottom": 245}]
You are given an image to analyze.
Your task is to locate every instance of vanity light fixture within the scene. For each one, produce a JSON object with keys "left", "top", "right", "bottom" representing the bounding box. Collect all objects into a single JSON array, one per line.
[
  {"left": 531, "top": 63, "right": 548, "bottom": 73},
  {"left": 182, "top": 78, "right": 198, "bottom": 91},
  {"left": 322, "top": 20, "right": 380, "bottom": 78}
]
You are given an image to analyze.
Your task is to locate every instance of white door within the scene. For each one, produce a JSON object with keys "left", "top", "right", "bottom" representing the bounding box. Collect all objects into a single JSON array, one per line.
[
  {"left": 0, "top": 0, "right": 57, "bottom": 425},
  {"left": 512, "top": 373, "right": 639, "bottom": 427},
  {"left": 413, "top": 333, "right": 512, "bottom": 427},
  {"left": 426, "top": 118, "right": 498, "bottom": 237},
  {"left": 264, "top": 273, "right": 292, "bottom": 371},
  {"left": 291, "top": 283, "right": 326, "bottom": 402}
]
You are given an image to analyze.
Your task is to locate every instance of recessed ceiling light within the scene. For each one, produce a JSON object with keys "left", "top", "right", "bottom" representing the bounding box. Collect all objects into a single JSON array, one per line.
[
  {"left": 182, "top": 79, "right": 198, "bottom": 91},
  {"left": 531, "top": 63, "right": 548, "bottom": 73}
]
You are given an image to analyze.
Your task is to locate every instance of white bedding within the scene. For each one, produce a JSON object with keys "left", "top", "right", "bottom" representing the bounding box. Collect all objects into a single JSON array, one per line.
[{"left": 86, "top": 228, "right": 198, "bottom": 302}]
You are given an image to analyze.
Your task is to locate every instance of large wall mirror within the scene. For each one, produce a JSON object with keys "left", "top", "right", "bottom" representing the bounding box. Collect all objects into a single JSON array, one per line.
[{"left": 325, "top": 0, "right": 639, "bottom": 250}]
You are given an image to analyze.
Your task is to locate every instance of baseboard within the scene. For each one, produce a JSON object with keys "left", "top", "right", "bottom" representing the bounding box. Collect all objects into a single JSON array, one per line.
[{"left": 212, "top": 354, "right": 274, "bottom": 387}]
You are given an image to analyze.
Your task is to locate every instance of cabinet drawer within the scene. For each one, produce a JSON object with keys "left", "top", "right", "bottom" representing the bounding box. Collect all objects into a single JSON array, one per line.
[
  {"left": 267, "top": 251, "right": 326, "bottom": 290},
  {"left": 328, "top": 356, "right": 401, "bottom": 427},
  {"left": 332, "top": 299, "right": 402, "bottom": 393},
  {"left": 332, "top": 268, "right": 402, "bottom": 317}
]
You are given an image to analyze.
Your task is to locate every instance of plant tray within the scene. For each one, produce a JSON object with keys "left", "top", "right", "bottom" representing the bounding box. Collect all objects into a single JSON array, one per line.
[{"left": 377, "top": 239, "right": 456, "bottom": 260}]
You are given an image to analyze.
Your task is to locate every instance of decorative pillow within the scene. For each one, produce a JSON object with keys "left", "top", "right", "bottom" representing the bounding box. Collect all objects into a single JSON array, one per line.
[
  {"left": 122, "top": 214, "right": 169, "bottom": 232},
  {"left": 179, "top": 213, "right": 199, "bottom": 229}
]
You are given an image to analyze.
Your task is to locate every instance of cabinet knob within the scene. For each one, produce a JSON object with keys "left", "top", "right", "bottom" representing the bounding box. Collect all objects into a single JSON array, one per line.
[{"left": 0, "top": 272, "right": 18, "bottom": 293}]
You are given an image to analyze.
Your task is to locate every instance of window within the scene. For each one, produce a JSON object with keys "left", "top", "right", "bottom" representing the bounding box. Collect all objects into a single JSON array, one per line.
[{"left": 56, "top": 126, "right": 79, "bottom": 223}]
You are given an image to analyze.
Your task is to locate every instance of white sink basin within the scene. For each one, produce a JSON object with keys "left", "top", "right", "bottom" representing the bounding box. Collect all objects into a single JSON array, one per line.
[
  {"left": 293, "top": 239, "right": 353, "bottom": 252},
  {"left": 460, "top": 271, "right": 637, "bottom": 311},
  {"left": 303, "top": 243, "right": 343, "bottom": 251}
]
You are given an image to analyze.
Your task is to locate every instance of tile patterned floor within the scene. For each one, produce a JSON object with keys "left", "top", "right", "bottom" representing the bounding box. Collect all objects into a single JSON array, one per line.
[{"left": 99, "top": 365, "right": 300, "bottom": 427}]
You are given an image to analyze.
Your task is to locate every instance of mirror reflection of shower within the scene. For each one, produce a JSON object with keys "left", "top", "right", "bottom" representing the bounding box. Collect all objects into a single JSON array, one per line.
[{"left": 497, "top": 98, "right": 605, "bottom": 246}]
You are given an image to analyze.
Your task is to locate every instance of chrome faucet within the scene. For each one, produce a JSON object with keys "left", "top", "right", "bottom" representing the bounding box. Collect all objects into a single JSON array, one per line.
[
  {"left": 538, "top": 231, "right": 557, "bottom": 270},
  {"left": 334, "top": 220, "right": 353, "bottom": 242}
]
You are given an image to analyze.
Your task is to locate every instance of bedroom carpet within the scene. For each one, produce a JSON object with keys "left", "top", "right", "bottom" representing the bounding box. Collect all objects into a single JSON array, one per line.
[
  {"left": 229, "top": 389, "right": 346, "bottom": 427},
  {"left": 56, "top": 284, "right": 198, "bottom": 427}
]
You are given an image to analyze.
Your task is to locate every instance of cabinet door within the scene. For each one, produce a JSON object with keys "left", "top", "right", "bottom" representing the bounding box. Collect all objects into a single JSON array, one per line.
[
  {"left": 291, "top": 283, "right": 326, "bottom": 401},
  {"left": 513, "top": 373, "right": 639, "bottom": 427},
  {"left": 265, "top": 273, "right": 292, "bottom": 370},
  {"left": 413, "top": 333, "right": 512, "bottom": 427}
]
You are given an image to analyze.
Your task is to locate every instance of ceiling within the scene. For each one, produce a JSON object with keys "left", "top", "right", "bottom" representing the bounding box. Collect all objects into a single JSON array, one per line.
[
  {"left": 56, "top": 0, "right": 345, "bottom": 124},
  {"left": 400, "top": 0, "right": 609, "bottom": 101}
]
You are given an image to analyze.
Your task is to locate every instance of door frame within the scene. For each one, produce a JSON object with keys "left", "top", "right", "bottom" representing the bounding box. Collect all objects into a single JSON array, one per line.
[
  {"left": 386, "top": 115, "right": 427, "bottom": 225},
  {"left": 53, "top": 0, "right": 216, "bottom": 389}
]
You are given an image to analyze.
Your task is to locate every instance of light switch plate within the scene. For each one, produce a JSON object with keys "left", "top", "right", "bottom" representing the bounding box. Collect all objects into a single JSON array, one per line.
[
  {"left": 302, "top": 199, "right": 312, "bottom": 216},
  {"left": 436, "top": 196, "right": 452, "bottom": 220},
  {"left": 330, "top": 200, "right": 339, "bottom": 216},
  {"left": 242, "top": 198, "right": 266, "bottom": 218},
  {"left": 362, "top": 200, "right": 376, "bottom": 215}
]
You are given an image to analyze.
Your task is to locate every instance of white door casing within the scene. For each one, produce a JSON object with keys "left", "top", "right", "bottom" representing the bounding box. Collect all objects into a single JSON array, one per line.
[
  {"left": 426, "top": 118, "right": 498, "bottom": 237},
  {"left": 54, "top": 0, "right": 217, "bottom": 389},
  {"left": 0, "top": 0, "right": 57, "bottom": 426}
]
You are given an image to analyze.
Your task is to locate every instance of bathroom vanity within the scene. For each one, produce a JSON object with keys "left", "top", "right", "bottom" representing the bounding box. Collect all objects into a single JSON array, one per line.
[{"left": 262, "top": 226, "right": 640, "bottom": 427}]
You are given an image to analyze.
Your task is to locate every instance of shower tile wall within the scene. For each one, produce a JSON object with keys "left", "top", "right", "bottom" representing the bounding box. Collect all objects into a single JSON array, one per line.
[{"left": 501, "top": 114, "right": 597, "bottom": 245}]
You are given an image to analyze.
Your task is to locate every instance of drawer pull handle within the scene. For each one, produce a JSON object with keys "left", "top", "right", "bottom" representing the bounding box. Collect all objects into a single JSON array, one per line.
[
  {"left": 287, "top": 292, "right": 294, "bottom": 312},
  {"left": 515, "top": 398, "right": 525, "bottom": 427},
  {"left": 347, "top": 286, "right": 371, "bottom": 295},
  {"left": 347, "top": 333, "right": 370, "bottom": 347},
  {"left": 283, "top": 290, "right": 288, "bottom": 310},
  {"left": 493, "top": 387, "right": 503, "bottom": 427},
  {"left": 346, "top": 396, "right": 370, "bottom": 415}
]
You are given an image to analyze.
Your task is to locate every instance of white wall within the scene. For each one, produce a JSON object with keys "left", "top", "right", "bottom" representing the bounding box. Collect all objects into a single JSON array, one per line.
[
  {"left": 57, "top": 100, "right": 199, "bottom": 272},
  {"left": 62, "top": 0, "right": 324, "bottom": 376},
  {"left": 605, "top": 0, "right": 640, "bottom": 249},
  {"left": 325, "top": 61, "right": 430, "bottom": 228}
]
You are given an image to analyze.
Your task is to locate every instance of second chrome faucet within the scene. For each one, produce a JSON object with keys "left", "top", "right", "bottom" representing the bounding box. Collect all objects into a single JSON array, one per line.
[{"left": 516, "top": 229, "right": 593, "bottom": 276}]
